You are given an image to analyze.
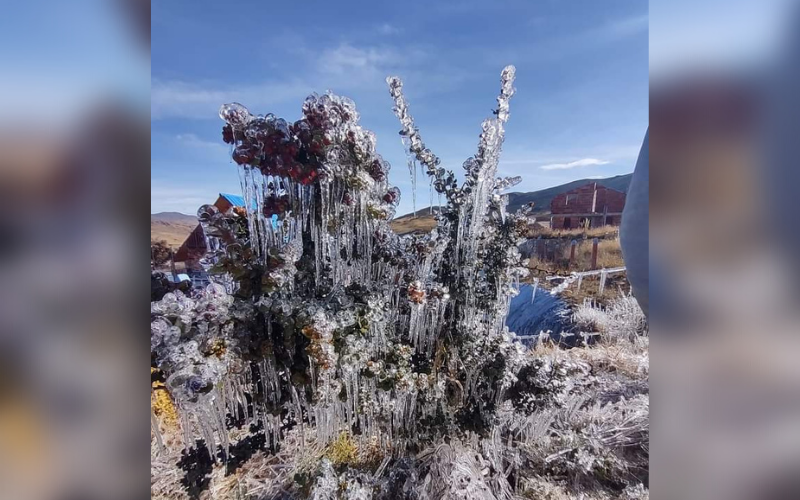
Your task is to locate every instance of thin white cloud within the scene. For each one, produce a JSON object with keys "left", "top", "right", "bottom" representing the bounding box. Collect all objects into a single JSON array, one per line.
[
  {"left": 539, "top": 158, "right": 610, "bottom": 171},
  {"left": 152, "top": 43, "right": 403, "bottom": 120},
  {"left": 599, "top": 14, "right": 648, "bottom": 40},
  {"left": 501, "top": 143, "right": 642, "bottom": 168},
  {"left": 151, "top": 32, "right": 454, "bottom": 121},
  {"left": 151, "top": 79, "right": 314, "bottom": 120},
  {"left": 376, "top": 23, "right": 401, "bottom": 36},
  {"left": 318, "top": 43, "right": 394, "bottom": 76},
  {"left": 315, "top": 43, "right": 430, "bottom": 85},
  {"left": 174, "top": 133, "right": 229, "bottom": 156}
]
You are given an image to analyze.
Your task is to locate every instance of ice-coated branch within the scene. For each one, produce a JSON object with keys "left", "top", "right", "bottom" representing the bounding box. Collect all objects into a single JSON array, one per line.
[
  {"left": 495, "top": 175, "right": 522, "bottom": 192},
  {"left": 386, "top": 76, "right": 459, "bottom": 209},
  {"left": 495, "top": 65, "right": 516, "bottom": 124},
  {"left": 386, "top": 76, "right": 441, "bottom": 171},
  {"left": 469, "top": 65, "right": 516, "bottom": 187}
]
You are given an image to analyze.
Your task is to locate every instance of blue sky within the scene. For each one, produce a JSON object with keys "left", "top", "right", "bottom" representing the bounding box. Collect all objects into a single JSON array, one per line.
[
  {"left": 151, "top": 0, "right": 649, "bottom": 216},
  {"left": 0, "top": 0, "right": 149, "bottom": 124}
]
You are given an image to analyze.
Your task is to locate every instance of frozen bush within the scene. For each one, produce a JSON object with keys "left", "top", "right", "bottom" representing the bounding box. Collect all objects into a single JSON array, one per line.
[
  {"left": 573, "top": 294, "right": 648, "bottom": 342},
  {"left": 150, "top": 66, "right": 648, "bottom": 500}
]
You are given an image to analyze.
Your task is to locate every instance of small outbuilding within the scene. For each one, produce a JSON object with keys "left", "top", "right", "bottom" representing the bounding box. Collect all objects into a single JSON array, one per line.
[
  {"left": 549, "top": 182, "right": 626, "bottom": 229},
  {"left": 174, "top": 193, "right": 244, "bottom": 270}
]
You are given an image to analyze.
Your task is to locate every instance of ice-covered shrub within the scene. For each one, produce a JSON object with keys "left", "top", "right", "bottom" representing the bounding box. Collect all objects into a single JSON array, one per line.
[
  {"left": 150, "top": 66, "right": 649, "bottom": 500},
  {"left": 573, "top": 294, "right": 648, "bottom": 342},
  {"left": 151, "top": 66, "right": 537, "bottom": 464}
]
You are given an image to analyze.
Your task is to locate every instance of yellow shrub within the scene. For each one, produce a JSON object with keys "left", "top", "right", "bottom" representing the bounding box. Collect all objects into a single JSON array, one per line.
[
  {"left": 151, "top": 368, "right": 178, "bottom": 428},
  {"left": 325, "top": 432, "right": 358, "bottom": 466}
]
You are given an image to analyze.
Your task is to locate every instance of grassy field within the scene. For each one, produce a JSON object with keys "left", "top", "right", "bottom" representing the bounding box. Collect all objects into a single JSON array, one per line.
[
  {"left": 151, "top": 211, "right": 436, "bottom": 244},
  {"left": 526, "top": 236, "right": 624, "bottom": 272},
  {"left": 151, "top": 220, "right": 197, "bottom": 247},
  {"left": 524, "top": 223, "right": 621, "bottom": 240},
  {"left": 389, "top": 213, "right": 438, "bottom": 235}
]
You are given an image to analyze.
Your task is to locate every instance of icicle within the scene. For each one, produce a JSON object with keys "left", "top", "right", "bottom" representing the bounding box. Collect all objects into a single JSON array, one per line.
[
  {"left": 430, "top": 177, "right": 434, "bottom": 215},
  {"left": 408, "top": 152, "right": 417, "bottom": 216},
  {"left": 531, "top": 277, "right": 539, "bottom": 304},
  {"left": 151, "top": 405, "right": 166, "bottom": 454},
  {"left": 599, "top": 269, "right": 608, "bottom": 294},
  {"left": 213, "top": 387, "right": 230, "bottom": 460},
  {"left": 179, "top": 407, "right": 193, "bottom": 451}
]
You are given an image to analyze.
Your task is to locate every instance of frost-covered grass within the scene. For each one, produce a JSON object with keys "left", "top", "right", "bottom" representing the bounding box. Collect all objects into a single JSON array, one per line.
[
  {"left": 573, "top": 294, "right": 648, "bottom": 344},
  {"left": 151, "top": 298, "right": 648, "bottom": 500}
]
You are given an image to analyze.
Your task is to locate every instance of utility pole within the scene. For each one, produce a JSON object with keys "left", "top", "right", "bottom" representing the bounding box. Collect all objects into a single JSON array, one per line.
[{"left": 170, "top": 248, "right": 178, "bottom": 282}]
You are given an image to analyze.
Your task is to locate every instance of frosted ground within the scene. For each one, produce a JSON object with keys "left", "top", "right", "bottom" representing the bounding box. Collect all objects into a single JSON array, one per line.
[{"left": 152, "top": 295, "right": 649, "bottom": 500}]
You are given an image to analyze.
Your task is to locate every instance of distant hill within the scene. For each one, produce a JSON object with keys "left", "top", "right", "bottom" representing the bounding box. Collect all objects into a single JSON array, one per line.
[
  {"left": 389, "top": 213, "right": 439, "bottom": 235},
  {"left": 396, "top": 173, "right": 633, "bottom": 219},
  {"left": 506, "top": 173, "right": 633, "bottom": 214},
  {"left": 151, "top": 211, "right": 197, "bottom": 223},
  {"left": 151, "top": 212, "right": 198, "bottom": 247}
]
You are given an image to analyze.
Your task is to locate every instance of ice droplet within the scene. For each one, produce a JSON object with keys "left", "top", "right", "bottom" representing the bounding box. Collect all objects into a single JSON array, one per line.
[{"left": 219, "top": 102, "right": 253, "bottom": 127}]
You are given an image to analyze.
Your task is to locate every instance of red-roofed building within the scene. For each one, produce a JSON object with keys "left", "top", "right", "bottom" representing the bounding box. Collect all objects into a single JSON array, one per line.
[{"left": 174, "top": 193, "right": 244, "bottom": 269}]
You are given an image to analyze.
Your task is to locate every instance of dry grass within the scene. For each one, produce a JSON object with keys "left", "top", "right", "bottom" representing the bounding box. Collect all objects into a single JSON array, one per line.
[
  {"left": 525, "top": 224, "right": 620, "bottom": 240},
  {"left": 388, "top": 216, "right": 621, "bottom": 240},
  {"left": 556, "top": 274, "right": 631, "bottom": 308},
  {"left": 389, "top": 213, "right": 437, "bottom": 235},
  {"left": 573, "top": 294, "right": 648, "bottom": 345},
  {"left": 151, "top": 220, "right": 198, "bottom": 248},
  {"left": 511, "top": 301, "right": 648, "bottom": 499},
  {"left": 527, "top": 238, "right": 624, "bottom": 274},
  {"left": 525, "top": 236, "right": 628, "bottom": 307}
]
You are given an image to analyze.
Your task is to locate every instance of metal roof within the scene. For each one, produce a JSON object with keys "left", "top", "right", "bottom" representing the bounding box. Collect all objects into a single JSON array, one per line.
[
  {"left": 167, "top": 273, "right": 191, "bottom": 283},
  {"left": 217, "top": 192, "right": 278, "bottom": 229},
  {"left": 219, "top": 193, "right": 245, "bottom": 207}
]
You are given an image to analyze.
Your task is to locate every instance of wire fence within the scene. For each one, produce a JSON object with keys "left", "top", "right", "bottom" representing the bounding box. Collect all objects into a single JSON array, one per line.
[
  {"left": 519, "top": 237, "right": 575, "bottom": 261},
  {"left": 546, "top": 267, "right": 628, "bottom": 295},
  {"left": 520, "top": 236, "right": 623, "bottom": 272}
]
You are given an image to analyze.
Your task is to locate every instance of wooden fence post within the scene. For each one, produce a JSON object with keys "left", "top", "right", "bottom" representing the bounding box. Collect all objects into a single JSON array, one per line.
[
  {"left": 569, "top": 239, "right": 577, "bottom": 269},
  {"left": 590, "top": 238, "right": 599, "bottom": 270},
  {"left": 536, "top": 236, "right": 544, "bottom": 261}
]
